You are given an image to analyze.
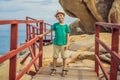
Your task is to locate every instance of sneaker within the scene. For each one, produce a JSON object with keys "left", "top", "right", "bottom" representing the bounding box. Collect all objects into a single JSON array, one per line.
[
  {"left": 50, "top": 69, "right": 56, "bottom": 76},
  {"left": 61, "top": 70, "right": 68, "bottom": 77}
]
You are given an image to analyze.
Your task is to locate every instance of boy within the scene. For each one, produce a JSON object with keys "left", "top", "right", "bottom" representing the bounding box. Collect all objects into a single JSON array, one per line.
[{"left": 39, "top": 10, "right": 70, "bottom": 77}]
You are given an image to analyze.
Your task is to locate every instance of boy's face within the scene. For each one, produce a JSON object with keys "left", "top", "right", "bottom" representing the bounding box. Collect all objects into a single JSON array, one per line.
[{"left": 56, "top": 13, "right": 64, "bottom": 22}]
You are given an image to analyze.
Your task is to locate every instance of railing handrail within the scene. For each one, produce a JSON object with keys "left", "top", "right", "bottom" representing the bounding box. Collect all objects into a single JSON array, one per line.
[
  {"left": 0, "top": 20, "right": 43, "bottom": 25},
  {"left": 95, "top": 22, "right": 120, "bottom": 80},
  {"left": 95, "top": 22, "right": 120, "bottom": 29}
]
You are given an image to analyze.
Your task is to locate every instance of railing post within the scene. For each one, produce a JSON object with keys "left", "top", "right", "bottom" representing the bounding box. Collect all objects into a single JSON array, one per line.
[
  {"left": 95, "top": 24, "right": 100, "bottom": 76},
  {"left": 110, "top": 28, "right": 119, "bottom": 80},
  {"left": 26, "top": 17, "right": 29, "bottom": 41},
  {"left": 32, "top": 27, "right": 36, "bottom": 56},
  {"left": 44, "top": 23, "right": 47, "bottom": 40},
  {"left": 36, "top": 22, "right": 39, "bottom": 35},
  {"left": 51, "top": 30, "right": 53, "bottom": 41},
  {"left": 39, "top": 21, "right": 43, "bottom": 67},
  {"left": 9, "top": 23, "right": 18, "bottom": 80}
]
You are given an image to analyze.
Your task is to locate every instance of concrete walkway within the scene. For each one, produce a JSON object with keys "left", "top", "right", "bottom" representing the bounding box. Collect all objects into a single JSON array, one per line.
[{"left": 32, "top": 66, "right": 98, "bottom": 80}]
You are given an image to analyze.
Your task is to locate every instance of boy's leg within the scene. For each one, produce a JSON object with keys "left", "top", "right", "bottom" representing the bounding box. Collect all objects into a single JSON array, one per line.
[
  {"left": 61, "top": 46, "right": 67, "bottom": 69},
  {"left": 50, "top": 58, "right": 57, "bottom": 76},
  {"left": 50, "top": 45, "right": 60, "bottom": 76},
  {"left": 63, "top": 58, "right": 67, "bottom": 70},
  {"left": 62, "top": 58, "right": 68, "bottom": 77},
  {"left": 53, "top": 45, "right": 60, "bottom": 69},
  {"left": 53, "top": 58, "right": 57, "bottom": 69},
  {"left": 61, "top": 46, "right": 68, "bottom": 77}
]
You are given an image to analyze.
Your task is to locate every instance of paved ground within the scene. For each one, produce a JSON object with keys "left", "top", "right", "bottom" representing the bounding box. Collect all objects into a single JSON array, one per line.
[{"left": 32, "top": 66, "right": 98, "bottom": 80}]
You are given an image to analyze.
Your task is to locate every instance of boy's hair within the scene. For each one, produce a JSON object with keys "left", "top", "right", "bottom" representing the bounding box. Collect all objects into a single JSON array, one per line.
[{"left": 55, "top": 10, "right": 65, "bottom": 17}]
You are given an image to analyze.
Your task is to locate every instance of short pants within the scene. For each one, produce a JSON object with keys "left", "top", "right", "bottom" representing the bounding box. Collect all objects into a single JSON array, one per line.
[{"left": 53, "top": 45, "right": 67, "bottom": 59}]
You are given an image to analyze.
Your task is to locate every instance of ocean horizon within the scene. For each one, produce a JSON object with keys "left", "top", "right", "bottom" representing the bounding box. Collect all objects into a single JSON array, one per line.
[{"left": 0, "top": 0, "right": 75, "bottom": 55}]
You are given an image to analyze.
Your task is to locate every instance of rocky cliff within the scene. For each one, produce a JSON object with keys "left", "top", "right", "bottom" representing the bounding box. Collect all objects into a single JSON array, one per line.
[{"left": 59, "top": 0, "right": 120, "bottom": 35}]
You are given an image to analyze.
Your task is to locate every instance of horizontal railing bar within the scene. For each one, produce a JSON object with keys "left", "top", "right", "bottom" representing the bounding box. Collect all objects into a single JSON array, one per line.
[
  {"left": 0, "top": 20, "right": 17, "bottom": 25},
  {"left": 95, "top": 22, "right": 120, "bottom": 29},
  {"left": 95, "top": 37, "right": 112, "bottom": 53},
  {"left": 95, "top": 55, "right": 110, "bottom": 80},
  {"left": 0, "top": 20, "right": 43, "bottom": 25},
  {"left": 0, "top": 36, "right": 42, "bottom": 64},
  {"left": 26, "top": 16, "right": 37, "bottom": 20},
  {"left": 17, "top": 20, "right": 43, "bottom": 23},
  {"left": 44, "top": 23, "right": 52, "bottom": 26},
  {"left": 27, "top": 24, "right": 40, "bottom": 29},
  {"left": 27, "top": 24, "right": 51, "bottom": 31}
]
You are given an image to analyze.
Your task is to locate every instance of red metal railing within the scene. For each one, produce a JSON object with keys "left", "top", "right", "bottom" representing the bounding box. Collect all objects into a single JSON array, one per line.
[
  {"left": 20, "top": 17, "right": 53, "bottom": 68},
  {"left": 0, "top": 19, "right": 44, "bottom": 80},
  {"left": 26, "top": 16, "right": 53, "bottom": 44},
  {"left": 95, "top": 22, "right": 120, "bottom": 80}
]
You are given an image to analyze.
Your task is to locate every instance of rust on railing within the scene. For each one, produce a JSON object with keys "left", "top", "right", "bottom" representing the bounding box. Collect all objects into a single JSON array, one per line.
[
  {"left": 0, "top": 18, "right": 44, "bottom": 80},
  {"left": 95, "top": 22, "right": 120, "bottom": 80}
]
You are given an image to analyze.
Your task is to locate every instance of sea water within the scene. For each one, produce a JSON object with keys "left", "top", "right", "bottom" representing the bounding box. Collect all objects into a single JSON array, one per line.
[{"left": 0, "top": 24, "right": 26, "bottom": 54}]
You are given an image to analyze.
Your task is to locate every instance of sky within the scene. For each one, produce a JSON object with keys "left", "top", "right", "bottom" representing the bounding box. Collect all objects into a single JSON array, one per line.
[{"left": 0, "top": 0, "right": 75, "bottom": 24}]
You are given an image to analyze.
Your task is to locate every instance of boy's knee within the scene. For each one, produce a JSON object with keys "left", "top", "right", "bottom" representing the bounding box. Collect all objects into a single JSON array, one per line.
[
  {"left": 63, "top": 58, "right": 67, "bottom": 60},
  {"left": 53, "top": 58, "right": 57, "bottom": 60}
]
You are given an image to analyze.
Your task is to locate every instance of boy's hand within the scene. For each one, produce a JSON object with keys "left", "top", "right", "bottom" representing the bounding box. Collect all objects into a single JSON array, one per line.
[
  {"left": 65, "top": 45, "right": 69, "bottom": 50},
  {"left": 38, "top": 34, "right": 43, "bottom": 38}
]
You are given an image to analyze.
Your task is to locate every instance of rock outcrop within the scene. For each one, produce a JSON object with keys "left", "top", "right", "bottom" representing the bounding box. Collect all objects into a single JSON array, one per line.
[
  {"left": 108, "top": 0, "right": 120, "bottom": 23},
  {"left": 68, "top": 33, "right": 120, "bottom": 63},
  {"left": 59, "top": 0, "right": 120, "bottom": 35}
]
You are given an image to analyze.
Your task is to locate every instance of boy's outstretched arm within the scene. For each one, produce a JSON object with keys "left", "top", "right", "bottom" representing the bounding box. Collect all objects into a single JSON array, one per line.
[{"left": 38, "top": 30, "right": 52, "bottom": 38}]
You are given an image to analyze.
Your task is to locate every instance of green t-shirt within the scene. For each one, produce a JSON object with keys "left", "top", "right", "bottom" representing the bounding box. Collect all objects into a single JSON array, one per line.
[{"left": 51, "top": 23, "right": 70, "bottom": 45}]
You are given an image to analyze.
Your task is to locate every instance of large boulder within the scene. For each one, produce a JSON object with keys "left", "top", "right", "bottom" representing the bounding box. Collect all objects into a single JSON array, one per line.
[
  {"left": 59, "top": 0, "right": 120, "bottom": 35},
  {"left": 108, "top": 0, "right": 120, "bottom": 23},
  {"left": 69, "top": 19, "right": 85, "bottom": 35}
]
